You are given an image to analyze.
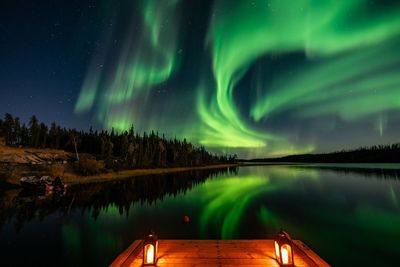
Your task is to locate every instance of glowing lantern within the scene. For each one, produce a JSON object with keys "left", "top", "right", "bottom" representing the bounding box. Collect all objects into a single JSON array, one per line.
[
  {"left": 274, "top": 231, "right": 294, "bottom": 266},
  {"left": 142, "top": 232, "right": 158, "bottom": 266}
]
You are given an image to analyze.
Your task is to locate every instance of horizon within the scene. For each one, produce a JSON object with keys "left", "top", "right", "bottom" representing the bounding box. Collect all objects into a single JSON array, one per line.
[
  {"left": 4, "top": 111, "right": 400, "bottom": 160},
  {"left": 1, "top": 0, "right": 400, "bottom": 158}
]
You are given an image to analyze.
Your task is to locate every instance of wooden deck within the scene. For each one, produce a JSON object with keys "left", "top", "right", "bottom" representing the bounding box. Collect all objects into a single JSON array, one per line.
[{"left": 110, "top": 240, "right": 331, "bottom": 267}]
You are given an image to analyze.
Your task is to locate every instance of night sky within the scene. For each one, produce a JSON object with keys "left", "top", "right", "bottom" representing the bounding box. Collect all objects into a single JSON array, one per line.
[{"left": 1, "top": 0, "right": 400, "bottom": 158}]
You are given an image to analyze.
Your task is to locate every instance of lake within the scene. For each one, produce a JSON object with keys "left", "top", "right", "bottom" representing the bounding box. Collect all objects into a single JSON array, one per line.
[{"left": 0, "top": 164, "right": 399, "bottom": 266}]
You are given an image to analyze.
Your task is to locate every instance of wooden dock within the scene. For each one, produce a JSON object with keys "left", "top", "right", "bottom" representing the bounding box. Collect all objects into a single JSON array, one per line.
[{"left": 110, "top": 240, "right": 331, "bottom": 267}]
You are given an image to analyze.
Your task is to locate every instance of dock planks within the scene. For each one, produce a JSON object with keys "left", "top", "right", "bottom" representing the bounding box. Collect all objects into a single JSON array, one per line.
[{"left": 110, "top": 240, "right": 331, "bottom": 267}]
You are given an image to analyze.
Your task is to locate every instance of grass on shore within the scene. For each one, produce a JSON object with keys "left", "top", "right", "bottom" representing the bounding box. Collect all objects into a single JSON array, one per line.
[{"left": 0, "top": 143, "right": 237, "bottom": 186}]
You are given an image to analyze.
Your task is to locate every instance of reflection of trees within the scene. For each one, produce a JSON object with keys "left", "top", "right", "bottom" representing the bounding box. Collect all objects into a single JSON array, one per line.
[
  {"left": 0, "top": 167, "right": 237, "bottom": 232},
  {"left": 290, "top": 165, "right": 400, "bottom": 180}
]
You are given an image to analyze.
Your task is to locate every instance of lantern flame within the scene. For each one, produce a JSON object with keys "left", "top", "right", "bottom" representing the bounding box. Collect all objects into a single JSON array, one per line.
[
  {"left": 281, "top": 246, "right": 289, "bottom": 264},
  {"left": 145, "top": 244, "right": 154, "bottom": 264},
  {"left": 274, "top": 241, "right": 280, "bottom": 259}
]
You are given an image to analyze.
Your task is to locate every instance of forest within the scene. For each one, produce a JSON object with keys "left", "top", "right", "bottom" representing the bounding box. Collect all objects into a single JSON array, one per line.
[
  {"left": 0, "top": 113, "right": 237, "bottom": 169},
  {"left": 243, "top": 144, "right": 400, "bottom": 163}
]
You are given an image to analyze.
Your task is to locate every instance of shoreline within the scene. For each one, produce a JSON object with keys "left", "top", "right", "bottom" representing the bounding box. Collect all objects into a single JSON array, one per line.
[
  {"left": 40, "top": 164, "right": 238, "bottom": 186},
  {"left": 0, "top": 143, "right": 238, "bottom": 187}
]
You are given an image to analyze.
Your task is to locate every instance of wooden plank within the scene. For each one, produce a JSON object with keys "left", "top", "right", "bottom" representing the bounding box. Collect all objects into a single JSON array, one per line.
[
  {"left": 109, "top": 239, "right": 330, "bottom": 267},
  {"left": 293, "top": 240, "right": 331, "bottom": 267},
  {"left": 109, "top": 240, "right": 142, "bottom": 267}
]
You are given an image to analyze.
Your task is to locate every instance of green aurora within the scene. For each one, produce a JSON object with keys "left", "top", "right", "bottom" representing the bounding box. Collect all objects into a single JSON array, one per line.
[
  {"left": 75, "top": 0, "right": 400, "bottom": 157},
  {"left": 75, "top": 0, "right": 181, "bottom": 129}
]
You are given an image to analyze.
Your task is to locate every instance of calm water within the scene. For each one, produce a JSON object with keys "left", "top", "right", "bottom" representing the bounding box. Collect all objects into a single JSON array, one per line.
[{"left": 1, "top": 165, "right": 400, "bottom": 266}]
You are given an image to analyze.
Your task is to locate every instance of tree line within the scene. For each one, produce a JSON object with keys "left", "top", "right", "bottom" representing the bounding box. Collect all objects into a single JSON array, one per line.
[
  {"left": 0, "top": 113, "right": 237, "bottom": 168},
  {"left": 243, "top": 143, "right": 400, "bottom": 163}
]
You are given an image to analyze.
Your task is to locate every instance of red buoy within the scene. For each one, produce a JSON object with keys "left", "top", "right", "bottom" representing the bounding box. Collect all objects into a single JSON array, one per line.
[{"left": 182, "top": 215, "right": 190, "bottom": 224}]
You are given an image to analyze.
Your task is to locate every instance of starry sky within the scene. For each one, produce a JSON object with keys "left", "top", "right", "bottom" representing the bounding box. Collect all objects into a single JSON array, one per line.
[{"left": 1, "top": 0, "right": 400, "bottom": 158}]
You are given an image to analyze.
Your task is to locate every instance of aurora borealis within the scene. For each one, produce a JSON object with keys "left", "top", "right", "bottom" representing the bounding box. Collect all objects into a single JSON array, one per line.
[
  {"left": 2, "top": 0, "right": 400, "bottom": 157},
  {"left": 3, "top": 3, "right": 400, "bottom": 266}
]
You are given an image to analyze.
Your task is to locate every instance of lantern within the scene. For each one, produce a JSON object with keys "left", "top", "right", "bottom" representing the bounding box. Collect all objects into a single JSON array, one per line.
[
  {"left": 274, "top": 231, "right": 294, "bottom": 266},
  {"left": 142, "top": 232, "right": 158, "bottom": 266}
]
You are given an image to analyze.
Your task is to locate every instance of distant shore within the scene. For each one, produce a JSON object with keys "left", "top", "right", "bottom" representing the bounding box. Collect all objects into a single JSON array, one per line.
[{"left": 239, "top": 143, "right": 400, "bottom": 163}]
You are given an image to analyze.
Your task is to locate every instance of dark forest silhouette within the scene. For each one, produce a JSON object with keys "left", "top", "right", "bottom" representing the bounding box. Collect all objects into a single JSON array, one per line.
[
  {"left": 0, "top": 113, "right": 237, "bottom": 168},
  {"left": 242, "top": 144, "right": 400, "bottom": 163}
]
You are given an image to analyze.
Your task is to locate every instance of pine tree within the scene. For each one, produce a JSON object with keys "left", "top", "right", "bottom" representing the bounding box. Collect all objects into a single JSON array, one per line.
[
  {"left": 29, "top": 115, "right": 40, "bottom": 147},
  {"left": 104, "top": 138, "right": 114, "bottom": 167},
  {"left": 40, "top": 122, "right": 48, "bottom": 148},
  {"left": 3, "top": 113, "right": 15, "bottom": 145},
  {"left": 121, "top": 134, "right": 129, "bottom": 161},
  {"left": 1, "top": 112, "right": 235, "bottom": 168},
  {"left": 49, "top": 122, "right": 60, "bottom": 149},
  {"left": 20, "top": 124, "right": 29, "bottom": 146},
  {"left": 14, "top": 117, "right": 21, "bottom": 145},
  {"left": 0, "top": 119, "right": 3, "bottom": 135}
]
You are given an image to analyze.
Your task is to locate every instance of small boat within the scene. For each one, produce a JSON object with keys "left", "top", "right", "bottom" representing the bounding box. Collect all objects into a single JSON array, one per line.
[{"left": 20, "top": 176, "right": 67, "bottom": 195}]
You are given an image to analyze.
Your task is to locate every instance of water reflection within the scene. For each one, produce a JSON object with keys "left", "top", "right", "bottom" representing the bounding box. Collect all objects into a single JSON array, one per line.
[
  {"left": 0, "top": 167, "right": 237, "bottom": 232},
  {"left": 0, "top": 165, "right": 400, "bottom": 267},
  {"left": 291, "top": 164, "right": 400, "bottom": 180},
  {"left": 185, "top": 165, "right": 400, "bottom": 266},
  {"left": 198, "top": 175, "right": 275, "bottom": 239}
]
